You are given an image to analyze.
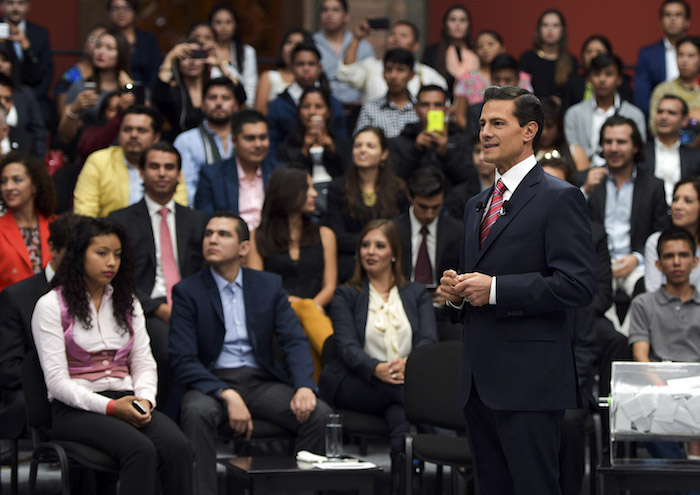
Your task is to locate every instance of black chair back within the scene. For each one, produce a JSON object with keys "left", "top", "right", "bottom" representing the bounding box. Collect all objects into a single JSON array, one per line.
[
  {"left": 21, "top": 350, "right": 52, "bottom": 431},
  {"left": 404, "top": 341, "right": 465, "bottom": 430}
]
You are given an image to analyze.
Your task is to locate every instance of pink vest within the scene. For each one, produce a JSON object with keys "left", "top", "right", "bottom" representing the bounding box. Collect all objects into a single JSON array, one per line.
[{"left": 56, "top": 288, "right": 134, "bottom": 382}]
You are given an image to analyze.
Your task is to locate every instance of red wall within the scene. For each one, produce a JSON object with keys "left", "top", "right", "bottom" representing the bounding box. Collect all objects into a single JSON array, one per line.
[{"left": 427, "top": 1, "right": 699, "bottom": 69}]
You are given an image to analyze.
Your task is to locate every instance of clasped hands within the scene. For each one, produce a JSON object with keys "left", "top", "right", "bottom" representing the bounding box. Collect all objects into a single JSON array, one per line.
[{"left": 438, "top": 269, "right": 492, "bottom": 307}]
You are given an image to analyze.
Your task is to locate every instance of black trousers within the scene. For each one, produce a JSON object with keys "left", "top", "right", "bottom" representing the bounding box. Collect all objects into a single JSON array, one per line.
[
  {"left": 52, "top": 393, "right": 193, "bottom": 495},
  {"left": 463, "top": 382, "right": 564, "bottom": 495}
]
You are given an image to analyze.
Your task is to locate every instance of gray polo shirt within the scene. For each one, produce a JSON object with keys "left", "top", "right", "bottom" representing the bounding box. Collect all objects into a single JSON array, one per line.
[{"left": 629, "top": 287, "right": 700, "bottom": 362}]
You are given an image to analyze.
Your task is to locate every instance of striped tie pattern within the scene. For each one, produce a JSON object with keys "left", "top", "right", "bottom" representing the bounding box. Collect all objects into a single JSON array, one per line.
[{"left": 479, "top": 179, "right": 506, "bottom": 249}]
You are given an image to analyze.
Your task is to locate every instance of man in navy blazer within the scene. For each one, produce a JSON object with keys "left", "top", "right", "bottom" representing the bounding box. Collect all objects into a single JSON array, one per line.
[
  {"left": 169, "top": 211, "right": 331, "bottom": 495},
  {"left": 439, "top": 86, "right": 596, "bottom": 495},
  {"left": 633, "top": 0, "right": 691, "bottom": 116},
  {"left": 194, "top": 109, "right": 277, "bottom": 229}
]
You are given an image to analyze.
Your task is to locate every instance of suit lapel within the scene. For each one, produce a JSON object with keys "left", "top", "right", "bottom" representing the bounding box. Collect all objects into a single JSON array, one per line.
[
  {"left": 240, "top": 268, "right": 259, "bottom": 353},
  {"left": 134, "top": 200, "right": 157, "bottom": 268},
  {"left": 356, "top": 281, "right": 370, "bottom": 345},
  {"left": 174, "top": 205, "right": 188, "bottom": 274},
  {"left": 465, "top": 188, "right": 490, "bottom": 267},
  {"left": 202, "top": 268, "right": 225, "bottom": 326},
  {"left": 223, "top": 157, "right": 240, "bottom": 212}
]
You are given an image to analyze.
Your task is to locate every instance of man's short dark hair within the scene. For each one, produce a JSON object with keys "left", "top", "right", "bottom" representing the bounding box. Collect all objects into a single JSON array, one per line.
[
  {"left": 210, "top": 210, "right": 250, "bottom": 242},
  {"left": 417, "top": 85, "right": 447, "bottom": 102},
  {"left": 232, "top": 109, "right": 267, "bottom": 136},
  {"left": 139, "top": 141, "right": 182, "bottom": 171},
  {"left": 657, "top": 226, "right": 696, "bottom": 258},
  {"left": 491, "top": 54, "right": 518, "bottom": 73},
  {"left": 320, "top": 0, "right": 348, "bottom": 11},
  {"left": 48, "top": 212, "right": 83, "bottom": 251},
  {"left": 123, "top": 104, "right": 162, "bottom": 134},
  {"left": 393, "top": 20, "right": 419, "bottom": 41},
  {"left": 107, "top": 0, "right": 138, "bottom": 11},
  {"left": 384, "top": 49, "right": 415, "bottom": 69},
  {"left": 589, "top": 53, "right": 622, "bottom": 73},
  {"left": 599, "top": 115, "right": 645, "bottom": 163},
  {"left": 659, "top": 93, "right": 689, "bottom": 116},
  {"left": 291, "top": 42, "right": 321, "bottom": 64},
  {"left": 659, "top": 0, "right": 690, "bottom": 19},
  {"left": 408, "top": 167, "right": 446, "bottom": 198},
  {"left": 203, "top": 77, "right": 247, "bottom": 107},
  {"left": 483, "top": 86, "right": 544, "bottom": 150},
  {"left": 0, "top": 73, "right": 13, "bottom": 91}
]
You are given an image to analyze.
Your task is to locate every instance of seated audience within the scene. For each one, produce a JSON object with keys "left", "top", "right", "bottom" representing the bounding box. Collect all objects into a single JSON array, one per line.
[
  {"left": 443, "top": 136, "right": 493, "bottom": 218},
  {"left": 0, "top": 151, "right": 55, "bottom": 293},
  {"left": 267, "top": 42, "right": 347, "bottom": 155},
  {"left": 277, "top": 87, "right": 350, "bottom": 217},
  {"left": 634, "top": 0, "right": 691, "bottom": 117},
  {"left": 649, "top": 36, "right": 700, "bottom": 141},
  {"left": 169, "top": 211, "right": 332, "bottom": 495},
  {"left": 31, "top": 217, "right": 193, "bottom": 495},
  {"left": 537, "top": 97, "right": 590, "bottom": 172},
  {"left": 0, "top": 70, "right": 46, "bottom": 158},
  {"left": 74, "top": 105, "right": 187, "bottom": 217},
  {"left": 565, "top": 53, "right": 646, "bottom": 166},
  {"left": 110, "top": 142, "right": 207, "bottom": 405},
  {"left": 641, "top": 95, "right": 700, "bottom": 203},
  {"left": 174, "top": 77, "right": 243, "bottom": 205},
  {"left": 54, "top": 24, "right": 108, "bottom": 118},
  {"left": 208, "top": 5, "right": 257, "bottom": 102},
  {"left": 248, "top": 165, "right": 337, "bottom": 379},
  {"left": 195, "top": 109, "right": 277, "bottom": 229},
  {"left": 337, "top": 19, "right": 446, "bottom": 103},
  {"left": 107, "top": 0, "right": 161, "bottom": 90},
  {"left": 59, "top": 28, "right": 133, "bottom": 145},
  {"left": 76, "top": 90, "right": 134, "bottom": 162},
  {"left": 354, "top": 49, "right": 420, "bottom": 139},
  {"left": 254, "top": 29, "right": 312, "bottom": 115},
  {"left": 645, "top": 178, "right": 700, "bottom": 292},
  {"left": 0, "top": 213, "right": 81, "bottom": 443},
  {"left": 323, "top": 126, "right": 405, "bottom": 283},
  {"left": 319, "top": 219, "right": 437, "bottom": 483},
  {"left": 519, "top": 9, "right": 577, "bottom": 101},
  {"left": 389, "top": 84, "right": 476, "bottom": 185}
]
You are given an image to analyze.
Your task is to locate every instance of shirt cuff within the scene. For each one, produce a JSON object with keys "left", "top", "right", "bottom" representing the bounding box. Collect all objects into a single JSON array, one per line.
[
  {"left": 489, "top": 276, "right": 497, "bottom": 305},
  {"left": 446, "top": 299, "right": 465, "bottom": 310},
  {"left": 632, "top": 252, "right": 644, "bottom": 268}
]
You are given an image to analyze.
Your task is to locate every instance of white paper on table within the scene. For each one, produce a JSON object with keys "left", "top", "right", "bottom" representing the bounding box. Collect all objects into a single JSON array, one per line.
[
  {"left": 633, "top": 415, "right": 652, "bottom": 433},
  {"left": 654, "top": 393, "right": 680, "bottom": 423},
  {"left": 314, "top": 461, "right": 377, "bottom": 470}
]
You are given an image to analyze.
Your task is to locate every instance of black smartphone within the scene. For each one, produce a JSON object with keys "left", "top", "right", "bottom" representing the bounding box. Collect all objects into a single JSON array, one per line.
[
  {"left": 368, "top": 18, "right": 390, "bottom": 30},
  {"left": 189, "top": 48, "right": 208, "bottom": 59},
  {"left": 124, "top": 82, "right": 146, "bottom": 104},
  {"left": 132, "top": 400, "right": 147, "bottom": 415}
]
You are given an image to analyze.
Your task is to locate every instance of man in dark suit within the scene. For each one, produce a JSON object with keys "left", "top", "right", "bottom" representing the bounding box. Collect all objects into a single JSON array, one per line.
[
  {"left": 438, "top": 86, "right": 597, "bottom": 495},
  {"left": 194, "top": 109, "right": 277, "bottom": 229},
  {"left": 583, "top": 116, "right": 669, "bottom": 305},
  {"left": 634, "top": 0, "right": 690, "bottom": 116},
  {"left": 640, "top": 94, "right": 700, "bottom": 203},
  {"left": 0, "top": 0, "right": 53, "bottom": 123},
  {"left": 0, "top": 212, "right": 80, "bottom": 441},
  {"left": 169, "top": 211, "right": 332, "bottom": 495},
  {"left": 110, "top": 142, "right": 207, "bottom": 405}
]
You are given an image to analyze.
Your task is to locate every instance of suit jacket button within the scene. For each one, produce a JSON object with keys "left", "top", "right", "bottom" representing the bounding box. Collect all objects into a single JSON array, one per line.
[{"left": 11, "top": 268, "right": 17, "bottom": 274}]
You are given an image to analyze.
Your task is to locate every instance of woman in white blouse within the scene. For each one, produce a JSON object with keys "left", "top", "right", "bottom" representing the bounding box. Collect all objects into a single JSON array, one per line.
[
  {"left": 319, "top": 219, "right": 437, "bottom": 477},
  {"left": 31, "top": 218, "right": 192, "bottom": 495}
]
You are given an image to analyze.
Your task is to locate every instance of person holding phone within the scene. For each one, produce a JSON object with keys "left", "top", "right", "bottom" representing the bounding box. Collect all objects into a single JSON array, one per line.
[
  {"left": 389, "top": 85, "right": 477, "bottom": 186},
  {"left": 31, "top": 217, "right": 193, "bottom": 495}
]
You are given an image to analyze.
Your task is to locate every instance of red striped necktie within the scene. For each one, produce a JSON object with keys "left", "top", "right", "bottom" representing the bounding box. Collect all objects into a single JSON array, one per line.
[{"left": 479, "top": 179, "right": 506, "bottom": 249}]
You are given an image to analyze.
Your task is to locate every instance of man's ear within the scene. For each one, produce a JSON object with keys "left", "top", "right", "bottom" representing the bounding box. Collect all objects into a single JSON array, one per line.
[
  {"left": 239, "top": 239, "right": 251, "bottom": 258},
  {"left": 523, "top": 121, "right": 538, "bottom": 145}
]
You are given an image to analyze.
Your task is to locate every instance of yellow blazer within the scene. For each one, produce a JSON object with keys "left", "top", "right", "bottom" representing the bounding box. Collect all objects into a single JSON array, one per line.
[{"left": 73, "top": 146, "right": 188, "bottom": 217}]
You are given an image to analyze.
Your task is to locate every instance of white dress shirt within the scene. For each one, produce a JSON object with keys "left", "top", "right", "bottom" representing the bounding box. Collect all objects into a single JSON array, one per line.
[
  {"left": 144, "top": 195, "right": 180, "bottom": 300},
  {"left": 653, "top": 136, "right": 681, "bottom": 205},
  {"left": 408, "top": 206, "right": 438, "bottom": 285},
  {"left": 590, "top": 94, "right": 621, "bottom": 167},
  {"left": 664, "top": 37, "right": 680, "bottom": 82}
]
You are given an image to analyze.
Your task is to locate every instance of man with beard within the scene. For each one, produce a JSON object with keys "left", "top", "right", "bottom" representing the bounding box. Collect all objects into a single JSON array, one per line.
[
  {"left": 74, "top": 105, "right": 187, "bottom": 217},
  {"left": 174, "top": 78, "right": 245, "bottom": 205}
]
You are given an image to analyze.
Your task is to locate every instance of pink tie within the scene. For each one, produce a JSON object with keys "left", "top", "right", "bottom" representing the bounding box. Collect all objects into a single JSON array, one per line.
[
  {"left": 479, "top": 179, "right": 506, "bottom": 249},
  {"left": 158, "top": 207, "right": 180, "bottom": 305}
]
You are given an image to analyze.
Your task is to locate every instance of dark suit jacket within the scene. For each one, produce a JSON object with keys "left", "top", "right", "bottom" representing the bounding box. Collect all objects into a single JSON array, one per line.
[
  {"left": 109, "top": 199, "right": 207, "bottom": 316},
  {"left": 587, "top": 166, "right": 670, "bottom": 256},
  {"left": 0, "top": 270, "right": 49, "bottom": 437},
  {"left": 193, "top": 154, "right": 277, "bottom": 216},
  {"left": 454, "top": 164, "right": 597, "bottom": 411},
  {"left": 9, "top": 85, "right": 47, "bottom": 158},
  {"left": 634, "top": 40, "right": 666, "bottom": 116},
  {"left": 169, "top": 267, "right": 317, "bottom": 401},
  {"left": 639, "top": 141, "right": 700, "bottom": 181},
  {"left": 395, "top": 211, "right": 463, "bottom": 283},
  {"left": 318, "top": 281, "right": 438, "bottom": 404},
  {"left": 23, "top": 22, "right": 53, "bottom": 106}
]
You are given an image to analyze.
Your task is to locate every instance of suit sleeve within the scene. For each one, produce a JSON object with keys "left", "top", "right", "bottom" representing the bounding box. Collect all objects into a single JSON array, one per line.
[
  {"left": 73, "top": 155, "right": 102, "bottom": 217},
  {"left": 26, "top": 90, "right": 47, "bottom": 157},
  {"left": 496, "top": 187, "right": 596, "bottom": 316},
  {"left": 591, "top": 225, "right": 613, "bottom": 317},
  {"left": 169, "top": 282, "right": 230, "bottom": 396},
  {"left": 634, "top": 48, "right": 654, "bottom": 116},
  {"left": 414, "top": 286, "right": 438, "bottom": 347},
  {"left": 193, "top": 166, "right": 215, "bottom": 216},
  {"left": 0, "top": 288, "right": 29, "bottom": 390},
  {"left": 330, "top": 287, "right": 380, "bottom": 382},
  {"left": 23, "top": 26, "right": 53, "bottom": 99}
]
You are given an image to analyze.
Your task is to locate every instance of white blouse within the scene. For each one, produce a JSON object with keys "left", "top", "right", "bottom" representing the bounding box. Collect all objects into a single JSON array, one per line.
[
  {"left": 363, "top": 284, "right": 412, "bottom": 362},
  {"left": 31, "top": 287, "right": 157, "bottom": 414}
]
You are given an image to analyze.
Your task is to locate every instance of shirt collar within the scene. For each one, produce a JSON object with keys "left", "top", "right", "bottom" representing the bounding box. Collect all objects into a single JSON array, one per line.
[
  {"left": 591, "top": 92, "right": 621, "bottom": 112},
  {"left": 210, "top": 266, "right": 243, "bottom": 293},
  {"left": 494, "top": 154, "right": 538, "bottom": 193},
  {"left": 236, "top": 158, "right": 262, "bottom": 182},
  {"left": 144, "top": 193, "right": 176, "bottom": 217},
  {"left": 121, "top": 148, "right": 135, "bottom": 170},
  {"left": 654, "top": 136, "right": 681, "bottom": 151},
  {"left": 663, "top": 37, "right": 675, "bottom": 52},
  {"left": 604, "top": 165, "right": 637, "bottom": 184},
  {"left": 45, "top": 262, "right": 56, "bottom": 283},
  {"left": 655, "top": 286, "right": 700, "bottom": 305},
  {"left": 381, "top": 93, "right": 416, "bottom": 110},
  {"left": 408, "top": 205, "right": 438, "bottom": 237}
]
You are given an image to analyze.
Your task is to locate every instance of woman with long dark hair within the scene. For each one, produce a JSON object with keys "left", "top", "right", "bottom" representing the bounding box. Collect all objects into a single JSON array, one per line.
[
  {"left": 519, "top": 9, "right": 577, "bottom": 101},
  {"left": 248, "top": 165, "right": 337, "bottom": 378},
  {"left": 536, "top": 97, "right": 590, "bottom": 172},
  {"left": 0, "top": 152, "right": 56, "bottom": 292},
  {"left": 31, "top": 217, "right": 193, "bottom": 495},
  {"left": 323, "top": 126, "right": 405, "bottom": 283}
]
